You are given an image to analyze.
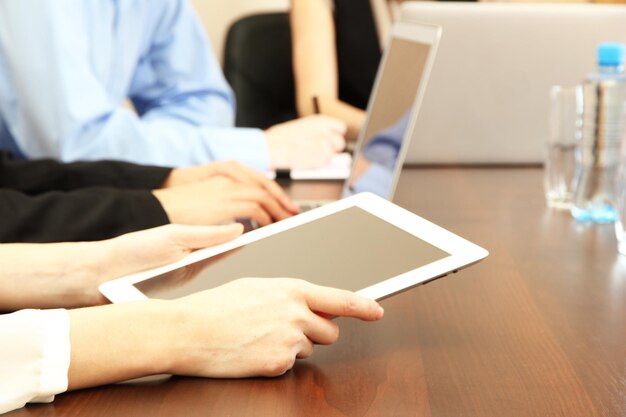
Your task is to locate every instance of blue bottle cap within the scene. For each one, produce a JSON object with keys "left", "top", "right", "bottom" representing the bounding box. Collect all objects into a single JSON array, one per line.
[{"left": 598, "top": 42, "right": 626, "bottom": 66}]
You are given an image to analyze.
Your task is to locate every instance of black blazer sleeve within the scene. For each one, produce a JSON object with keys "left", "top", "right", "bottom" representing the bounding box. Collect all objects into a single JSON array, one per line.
[
  {"left": 0, "top": 151, "right": 172, "bottom": 194},
  {"left": 0, "top": 187, "right": 170, "bottom": 243}
]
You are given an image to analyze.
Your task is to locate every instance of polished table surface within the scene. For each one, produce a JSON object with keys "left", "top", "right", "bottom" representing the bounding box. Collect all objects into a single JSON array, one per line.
[{"left": 11, "top": 167, "right": 626, "bottom": 417}]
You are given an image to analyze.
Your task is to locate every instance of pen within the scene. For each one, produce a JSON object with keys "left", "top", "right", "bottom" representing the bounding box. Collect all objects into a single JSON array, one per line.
[{"left": 312, "top": 96, "right": 320, "bottom": 114}]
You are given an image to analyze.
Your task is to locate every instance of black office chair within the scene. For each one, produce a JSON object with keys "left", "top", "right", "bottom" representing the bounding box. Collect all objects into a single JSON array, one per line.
[{"left": 223, "top": 13, "right": 297, "bottom": 129}]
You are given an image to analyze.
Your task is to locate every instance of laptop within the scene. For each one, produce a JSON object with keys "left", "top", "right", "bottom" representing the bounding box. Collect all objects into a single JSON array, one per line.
[
  {"left": 400, "top": 2, "right": 626, "bottom": 164},
  {"left": 298, "top": 20, "right": 442, "bottom": 210}
]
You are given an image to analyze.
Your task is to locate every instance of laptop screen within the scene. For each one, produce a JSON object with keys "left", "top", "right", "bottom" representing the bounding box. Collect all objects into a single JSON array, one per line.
[{"left": 345, "top": 29, "right": 435, "bottom": 199}]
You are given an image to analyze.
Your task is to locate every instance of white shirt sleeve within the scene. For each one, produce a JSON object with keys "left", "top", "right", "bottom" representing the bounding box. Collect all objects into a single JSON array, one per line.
[{"left": 0, "top": 309, "right": 71, "bottom": 415}]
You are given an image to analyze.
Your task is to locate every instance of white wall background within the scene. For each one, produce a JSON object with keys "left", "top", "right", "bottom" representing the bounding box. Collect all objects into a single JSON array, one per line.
[
  {"left": 190, "top": 0, "right": 290, "bottom": 64},
  {"left": 189, "top": 0, "right": 605, "bottom": 65}
]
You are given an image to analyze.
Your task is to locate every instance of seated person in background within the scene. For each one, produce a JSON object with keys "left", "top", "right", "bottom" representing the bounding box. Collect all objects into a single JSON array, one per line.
[
  {"left": 0, "top": 151, "right": 298, "bottom": 243},
  {"left": 0, "top": 224, "right": 384, "bottom": 414},
  {"left": 290, "top": 0, "right": 402, "bottom": 141},
  {"left": 0, "top": 0, "right": 346, "bottom": 171}
]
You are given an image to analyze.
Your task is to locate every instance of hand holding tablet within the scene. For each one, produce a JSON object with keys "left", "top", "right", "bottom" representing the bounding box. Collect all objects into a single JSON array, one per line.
[
  {"left": 93, "top": 192, "right": 487, "bottom": 384},
  {"left": 69, "top": 278, "right": 383, "bottom": 390},
  {"left": 156, "top": 278, "right": 384, "bottom": 378}
]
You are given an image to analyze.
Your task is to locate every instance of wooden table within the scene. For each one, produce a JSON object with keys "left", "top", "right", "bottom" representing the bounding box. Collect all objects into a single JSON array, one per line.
[{"left": 12, "top": 167, "right": 626, "bottom": 417}]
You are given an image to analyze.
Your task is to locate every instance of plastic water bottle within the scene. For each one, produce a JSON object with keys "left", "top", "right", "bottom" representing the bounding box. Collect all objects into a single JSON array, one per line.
[{"left": 571, "top": 42, "right": 626, "bottom": 223}]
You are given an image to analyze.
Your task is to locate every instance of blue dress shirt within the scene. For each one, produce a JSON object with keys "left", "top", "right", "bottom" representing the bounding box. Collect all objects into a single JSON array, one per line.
[{"left": 0, "top": 0, "right": 270, "bottom": 170}]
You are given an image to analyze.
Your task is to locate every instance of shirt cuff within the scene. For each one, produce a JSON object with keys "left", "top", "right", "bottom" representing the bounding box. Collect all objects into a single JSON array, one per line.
[{"left": 33, "top": 309, "right": 70, "bottom": 404}]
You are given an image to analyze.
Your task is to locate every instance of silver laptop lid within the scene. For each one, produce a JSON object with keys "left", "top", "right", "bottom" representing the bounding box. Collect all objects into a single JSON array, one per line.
[
  {"left": 400, "top": 2, "right": 626, "bottom": 164},
  {"left": 342, "top": 21, "right": 441, "bottom": 200}
]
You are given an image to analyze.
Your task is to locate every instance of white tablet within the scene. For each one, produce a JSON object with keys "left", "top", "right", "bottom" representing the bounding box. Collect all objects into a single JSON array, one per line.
[{"left": 99, "top": 193, "right": 488, "bottom": 303}]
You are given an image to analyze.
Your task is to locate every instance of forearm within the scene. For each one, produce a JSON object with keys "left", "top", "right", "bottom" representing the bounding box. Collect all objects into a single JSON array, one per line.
[
  {"left": 57, "top": 159, "right": 172, "bottom": 190},
  {"left": 291, "top": 0, "right": 339, "bottom": 116},
  {"left": 67, "top": 278, "right": 385, "bottom": 389},
  {"left": 55, "top": 112, "right": 271, "bottom": 171},
  {"left": 0, "top": 188, "right": 169, "bottom": 243},
  {"left": 0, "top": 224, "right": 244, "bottom": 311},
  {"left": 0, "top": 151, "right": 172, "bottom": 193},
  {"left": 312, "top": 97, "right": 366, "bottom": 141},
  {"left": 67, "top": 300, "right": 173, "bottom": 390},
  {"left": 0, "top": 241, "right": 105, "bottom": 310}
]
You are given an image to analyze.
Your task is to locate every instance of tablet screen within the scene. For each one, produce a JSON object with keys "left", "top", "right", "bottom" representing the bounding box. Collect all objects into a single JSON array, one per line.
[{"left": 135, "top": 207, "right": 450, "bottom": 300}]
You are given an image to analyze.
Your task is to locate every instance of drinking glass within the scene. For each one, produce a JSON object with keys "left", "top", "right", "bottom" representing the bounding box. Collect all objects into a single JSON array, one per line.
[{"left": 543, "top": 85, "right": 581, "bottom": 209}]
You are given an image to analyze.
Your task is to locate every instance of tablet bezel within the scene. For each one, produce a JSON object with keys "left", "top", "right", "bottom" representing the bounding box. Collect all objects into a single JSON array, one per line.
[{"left": 99, "top": 192, "right": 488, "bottom": 303}]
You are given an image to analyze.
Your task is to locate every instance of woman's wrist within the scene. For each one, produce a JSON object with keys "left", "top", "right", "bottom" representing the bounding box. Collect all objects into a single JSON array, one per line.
[
  {"left": 68, "top": 299, "right": 175, "bottom": 390},
  {"left": 0, "top": 241, "right": 108, "bottom": 310},
  {"left": 128, "top": 299, "right": 178, "bottom": 376},
  {"left": 314, "top": 97, "right": 365, "bottom": 140}
]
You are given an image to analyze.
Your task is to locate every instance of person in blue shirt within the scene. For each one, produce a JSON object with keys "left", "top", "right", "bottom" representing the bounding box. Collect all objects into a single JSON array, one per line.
[{"left": 0, "top": 0, "right": 346, "bottom": 172}]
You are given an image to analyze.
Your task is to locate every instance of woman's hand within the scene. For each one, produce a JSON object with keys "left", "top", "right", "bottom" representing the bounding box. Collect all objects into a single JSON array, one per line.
[
  {"left": 265, "top": 115, "right": 346, "bottom": 170},
  {"left": 67, "top": 278, "right": 384, "bottom": 390},
  {"left": 163, "top": 278, "right": 384, "bottom": 378},
  {"left": 163, "top": 161, "right": 296, "bottom": 211},
  {"left": 100, "top": 223, "right": 244, "bottom": 283},
  {"left": 0, "top": 224, "right": 243, "bottom": 310},
  {"left": 154, "top": 176, "right": 299, "bottom": 227}
]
